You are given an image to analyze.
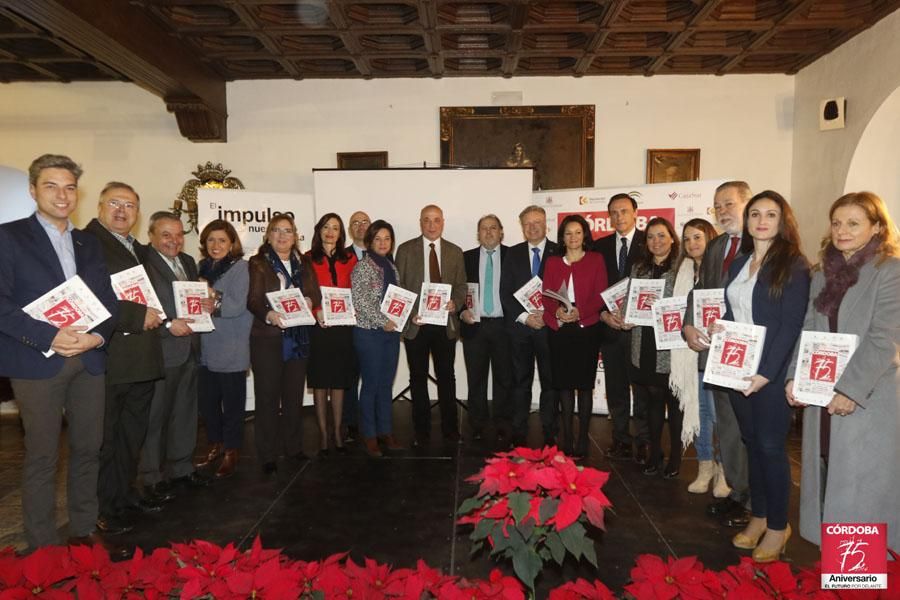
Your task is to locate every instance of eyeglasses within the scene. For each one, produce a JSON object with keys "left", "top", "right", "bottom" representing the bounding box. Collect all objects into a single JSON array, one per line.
[
  {"left": 106, "top": 199, "right": 138, "bottom": 211},
  {"left": 350, "top": 220, "right": 370, "bottom": 227},
  {"left": 272, "top": 227, "right": 295, "bottom": 235}
]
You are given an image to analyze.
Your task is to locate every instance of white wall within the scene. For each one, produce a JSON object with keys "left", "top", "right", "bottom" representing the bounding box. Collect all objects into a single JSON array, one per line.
[
  {"left": 791, "top": 8, "right": 900, "bottom": 257},
  {"left": 0, "top": 74, "right": 794, "bottom": 248}
]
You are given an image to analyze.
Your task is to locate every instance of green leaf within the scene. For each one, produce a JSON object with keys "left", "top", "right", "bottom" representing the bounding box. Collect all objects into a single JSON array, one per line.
[
  {"left": 582, "top": 537, "right": 598, "bottom": 568},
  {"left": 491, "top": 530, "right": 511, "bottom": 555},
  {"left": 539, "top": 497, "right": 559, "bottom": 524},
  {"left": 517, "top": 518, "right": 536, "bottom": 543},
  {"left": 544, "top": 531, "right": 566, "bottom": 566},
  {"left": 469, "top": 539, "right": 484, "bottom": 558},
  {"left": 538, "top": 547, "right": 552, "bottom": 561},
  {"left": 506, "top": 524, "right": 526, "bottom": 551},
  {"left": 457, "top": 496, "right": 487, "bottom": 516},
  {"left": 472, "top": 518, "right": 494, "bottom": 541},
  {"left": 559, "top": 521, "right": 586, "bottom": 560},
  {"left": 512, "top": 548, "right": 543, "bottom": 592},
  {"left": 508, "top": 492, "right": 531, "bottom": 525},
  {"left": 310, "top": 592, "right": 325, "bottom": 600}
]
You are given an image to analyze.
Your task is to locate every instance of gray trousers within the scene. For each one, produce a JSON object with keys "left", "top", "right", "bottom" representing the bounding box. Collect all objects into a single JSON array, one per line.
[
  {"left": 139, "top": 359, "right": 198, "bottom": 485},
  {"left": 712, "top": 385, "right": 750, "bottom": 505},
  {"left": 12, "top": 358, "right": 104, "bottom": 548}
]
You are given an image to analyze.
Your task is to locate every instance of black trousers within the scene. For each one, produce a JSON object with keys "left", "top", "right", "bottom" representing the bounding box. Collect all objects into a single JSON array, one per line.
[
  {"left": 198, "top": 368, "right": 247, "bottom": 450},
  {"left": 600, "top": 329, "right": 648, "bottom": 446},
  {"left": 634, "top": 382, "right": 682, "bottom": 469},
  {"left": 508, "top": 324, "right": 558, "bottom": 442},
  {"left": 462, "top": 318, "right": 513, "bottom": 432},
  {"left": 404, "top": 325, "right": 458, "bottom": 436},
  {"left": 250, "top": 336, "right": 307, "bottom": 463},
  {"left": 98, "top": 379, "right": 155, "bottom": 516}
]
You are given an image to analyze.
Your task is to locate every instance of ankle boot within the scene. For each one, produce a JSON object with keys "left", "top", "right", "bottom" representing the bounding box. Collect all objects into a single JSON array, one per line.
[
  {"left": 378, "top": 434, "right": 403, "bottom": 450},
  {"left": 195, "top": 443, "right": 224, "bottom": 469},
  {"left": 364, "top": 437, "right": 383, "bottom": 458},
  {"left": 712, "top": 462, "right": 732, "bottom": 498},
  {"left": 688, "top": 460, "right": 715, "bottom": 494},
  {"left": 215, "top": 449, "right": 238, "bottom": 479}
]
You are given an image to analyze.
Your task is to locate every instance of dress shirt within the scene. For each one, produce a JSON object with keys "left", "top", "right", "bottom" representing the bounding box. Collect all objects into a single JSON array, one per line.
[
  {"left": 516, "top": 238, "right": 548, "bottom": 324},
  {"left": 422, "top": 237, "right": 442, "bottom": 283},
  {"left": 351, "top": 244, "right": 366, "bottom": 261},
  {"left": 35, "top": 212, "right": 76, "bottom": 280},
  {"left": 478, "top": 245, "right": 503, "bottom": 318},
  {"left": 616, "top": 226, "right": 637, "bottom": 258},
  {"left": 727, "top": 258, "right": 756, "bottom": 324}
]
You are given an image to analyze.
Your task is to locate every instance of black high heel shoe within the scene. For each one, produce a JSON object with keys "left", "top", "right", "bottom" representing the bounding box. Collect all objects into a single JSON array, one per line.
[{"left": 663, "top": 463, "right": 680, "bottom": 479}]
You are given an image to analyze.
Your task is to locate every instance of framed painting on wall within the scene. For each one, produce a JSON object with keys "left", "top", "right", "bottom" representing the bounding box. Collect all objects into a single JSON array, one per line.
[
  {"left": 337, "top": 151, "right": 388, "bottom": 169},
  {"left": 439, "top": 105, "right": 595, "bottom": 190},
  {"left": 646, "top": 149, "right": 700, "bottom": 184}
]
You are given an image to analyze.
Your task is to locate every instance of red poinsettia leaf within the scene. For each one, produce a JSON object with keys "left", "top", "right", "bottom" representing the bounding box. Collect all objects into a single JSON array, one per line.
[
  {"left": 553, "top": 493, "right": 583, "bottom": 531},
  {"left": 582, "top": 495, "right": 608, "bottom": 530},
  {"left": 533, "top": 467, "right": 563, "bottom": 491}
]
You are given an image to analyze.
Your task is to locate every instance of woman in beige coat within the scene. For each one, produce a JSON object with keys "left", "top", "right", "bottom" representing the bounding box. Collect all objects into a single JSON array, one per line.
[{"left": 786, "top": 191, "right": 900, "bottom": 550}]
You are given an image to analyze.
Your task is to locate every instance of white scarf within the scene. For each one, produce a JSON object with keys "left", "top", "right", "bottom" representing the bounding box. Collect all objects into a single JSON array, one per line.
[{"left": 669, "top": 257, "right": 700, "bottom": 447}]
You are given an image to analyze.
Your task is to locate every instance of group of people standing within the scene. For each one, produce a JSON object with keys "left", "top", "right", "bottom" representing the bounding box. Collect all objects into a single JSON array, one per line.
[{"left": 1, "top": 154, "right": 896, "bottom": 564}]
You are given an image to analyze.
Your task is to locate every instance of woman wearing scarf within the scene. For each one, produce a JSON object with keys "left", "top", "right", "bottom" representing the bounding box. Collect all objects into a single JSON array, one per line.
[
  {"left": 786, "top": 191, "right": 900, "bottom": 551},
  {"left": 247, "top": 215, "right": 321, "bottom": 474},
  {"left": 195, "top": 220, "right": 254, "bottom": 479},
  {"left": 306, "top": 213, "right": 358, "bottom": 457},
  {"left": 350, "top": 220, "right": 403, "bottom": 458}
]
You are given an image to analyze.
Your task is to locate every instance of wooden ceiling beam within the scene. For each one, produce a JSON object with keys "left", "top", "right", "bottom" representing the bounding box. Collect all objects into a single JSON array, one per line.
[
  {"left": 717, "top": 0, "right": 817, "bottom": 74},
  {"left": 501, "top": 2, "right": 527, "bottom": 77},
  {"left": 645, "top": 0, "right": 726, "bottom": 74},
  {"left": 0, "top": 0, "right": 227, "bottom": 141}
]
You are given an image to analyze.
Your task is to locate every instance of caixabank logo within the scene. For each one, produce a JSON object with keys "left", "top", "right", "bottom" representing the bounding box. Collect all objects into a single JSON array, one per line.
[{"left": 821, "top": 523, "right": 888, "bottom": 589}]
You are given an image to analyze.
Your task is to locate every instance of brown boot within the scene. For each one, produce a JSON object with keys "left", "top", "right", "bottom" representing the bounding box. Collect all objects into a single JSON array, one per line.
[
  {"left": 378, "top": 434, "right": 403, "bottom": 450},
  {"left": 364, "top": 437, "right": 383, "bottom": 458},
  {"left": 195, "top": 443, "right": 224, "bottom": 469},
  {"left": 215, "top": 449, "right": 238, "bottom": 479}
]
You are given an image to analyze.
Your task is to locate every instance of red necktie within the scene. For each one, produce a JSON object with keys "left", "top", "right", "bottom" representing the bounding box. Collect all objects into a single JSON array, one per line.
[
  {"left": 429, "top": 242, "right": 441, "bottom": 283},
  {"left": 722, "top": 236, "right": 740, "bottom": 275}
]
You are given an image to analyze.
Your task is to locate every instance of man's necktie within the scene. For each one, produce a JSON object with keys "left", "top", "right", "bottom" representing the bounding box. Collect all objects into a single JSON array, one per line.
[
  {"left": 531, "top": 247, "right": 541, "bottom": 277},
  {"left": 483, "top": 250, "right": 495, "bottom": 315},
  {"left": 429, "top": 242, "right": 441, "bottom": 283},
  {"left": 171, "top": 257, "right": 188, "bottom": 281},
  {"left": 618, "top": 237, "right": 628, "bottom": 277},
  {"left": 722, "top": 236, "right": 740, "bottom": 275}
]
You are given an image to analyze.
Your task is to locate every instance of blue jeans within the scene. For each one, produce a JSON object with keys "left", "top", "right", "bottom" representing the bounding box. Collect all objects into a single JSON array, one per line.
[
  {"left": 695, "top": 372, "right": 720, "bottom": 462},
  {"left": 353, "top": 327, "right": 401, "bottom": 438}
]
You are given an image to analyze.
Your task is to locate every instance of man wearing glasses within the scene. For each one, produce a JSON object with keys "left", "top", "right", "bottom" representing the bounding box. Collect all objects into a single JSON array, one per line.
[{"left": 85, "top": 183, "right": 166, "bottom": 535}]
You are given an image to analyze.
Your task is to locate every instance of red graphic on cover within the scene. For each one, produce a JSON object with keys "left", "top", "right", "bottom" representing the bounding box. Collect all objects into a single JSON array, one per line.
[
  {"left": 465, "top": 292, "right": 474, "bottom": 310},
  {"left": 662, "top": 311, "right": 683, "bottom": 332},
  {"left": 186, "top": 297, "right": 203, "bottom": 315},
  {"left": 44, "top": 299, "right": 81, "bottom": 328},
  {"left": 720, "top": 341, "right": 747, "bottom": 368},
  {"left": 809, "top": 353, "right": 838, "bottom": 383},
  {"left": 281, "top": 298, "right": 301, "bottom": 313},
  {"left": 425, "top": 294, "right": 442, "bottom": 311},
  {"left": 702, "top": 305, "right": 721, "bottom": 327},
  {"left": 121, "top": 286, "right": 147, "bottom": 305},
  {"left": 636, "top": 292, "right": 657, "bottom": 311},
  {"left": 528, "top": 291, "right": 544, "bottom": 310},
  {"left": 388, "top": 299, "right": 406, "bottom": 316},
  {"left": 330, "top": 298, "right": 347, "bottom": 313}
]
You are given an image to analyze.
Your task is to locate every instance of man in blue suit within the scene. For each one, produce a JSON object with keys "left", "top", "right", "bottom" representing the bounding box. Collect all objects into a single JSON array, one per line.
[{"left": 0, "top": 155, "right": 120, "bottom": 554}]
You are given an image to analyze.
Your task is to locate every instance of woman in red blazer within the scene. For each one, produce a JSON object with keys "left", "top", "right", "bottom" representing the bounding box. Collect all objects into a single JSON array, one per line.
[{"left": 542, "top": 214, "right": 608, "bottom": 457}]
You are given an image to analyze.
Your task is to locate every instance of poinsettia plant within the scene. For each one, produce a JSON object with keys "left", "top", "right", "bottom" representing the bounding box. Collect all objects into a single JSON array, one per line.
[{"left": 456, "top": 446, "right": 613, "bottom": 594}]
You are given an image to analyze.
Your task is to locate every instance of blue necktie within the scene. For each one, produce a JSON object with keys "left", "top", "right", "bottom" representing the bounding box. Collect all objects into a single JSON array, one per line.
[
  {"left": 618, "top": 237, "right": 628, "bottom": 277},
  {"left": 531, "top": 247, "right": 541, "bottom": 278},
  {"left": 484, "top": 250, "right": 495, "bottom": 315}
]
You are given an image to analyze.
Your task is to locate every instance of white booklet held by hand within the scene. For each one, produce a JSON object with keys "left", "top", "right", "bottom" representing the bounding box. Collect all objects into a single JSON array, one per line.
[
  {"left": 23, "top": 275, "right": 113, "bottom": 357},
  {"left": 692, "top": 288, "right": 726, "bottom": 330},
  {"left": 320, "top": 286, "right": 357, "bottom": 326},
  {"left": 791, "top": 331, "right": 859, "bottom": 407},
  {"left": 266, "top": 288, "right": 315, "bottom": 327},
  {"left": 601, "top": 278, "right": 629, "bottom": 314},
  {"left": 651, "top": 295, "right": 688, "bottom": 350},
  {"left": 380, "top": 284, "right": 417, "bottom": 330},
  {"left": 623, "top": 278, "right": 665, "bottom": 326},
  {"left": 110, "top": 265, "right": 167, "bottom": 319},
  {"left": 465, "top": 283, "right": 480, "bottom": 323},
  {"left": 703, "top": 320, "right": 767, "bottom": 391},
  {"left": 173, "top": 281, "right": 215, "bottom": 332},
  {"left": 514, "top": 276, "right": 544, "bottom": 313},
  {"left": 418, "top": 283, "right": 452, "bottom": 326},
  {"left": 542, "top": 281, "right": 573, "bottom": 312}
]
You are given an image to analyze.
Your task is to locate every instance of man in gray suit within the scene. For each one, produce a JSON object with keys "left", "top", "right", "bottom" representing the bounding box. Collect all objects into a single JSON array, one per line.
[
  {"left": 684, "top": 180, "right": 752, "bottom": 527},
  {"left": 140, "top": 212, "right": 208, "bottom": 494},
  {"left": 395, "top": 205, "right": 467, "bottom": 445}
]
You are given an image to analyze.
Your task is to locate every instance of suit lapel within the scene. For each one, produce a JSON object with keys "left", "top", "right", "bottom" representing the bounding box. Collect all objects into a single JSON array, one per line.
[{"left": 26, "top": 215, "right": 66, "bottom": 283}]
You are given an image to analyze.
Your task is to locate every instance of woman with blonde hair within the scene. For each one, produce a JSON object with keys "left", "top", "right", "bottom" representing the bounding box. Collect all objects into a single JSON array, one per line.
[{"left": 787, "top": 191, "right": 900, "bottom": 551}]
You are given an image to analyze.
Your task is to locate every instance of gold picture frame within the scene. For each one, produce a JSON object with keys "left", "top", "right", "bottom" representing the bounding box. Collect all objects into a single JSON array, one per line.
[{"left": 646, "top": 149, "right": 700, "bottom": 184}]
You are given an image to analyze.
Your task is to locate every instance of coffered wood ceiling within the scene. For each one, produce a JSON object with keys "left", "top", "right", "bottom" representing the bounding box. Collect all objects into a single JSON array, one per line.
[{"left": 1, "top": 0, "right": 897, "bottom": 142}]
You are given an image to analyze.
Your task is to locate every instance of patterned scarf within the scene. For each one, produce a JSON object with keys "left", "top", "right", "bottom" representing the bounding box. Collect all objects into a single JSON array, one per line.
[
  {"left": 198, "top": 256, "right": 236, "bottom": 286},
  {"left": 266, "top": 247, "right": 310, "bottom": 361}
]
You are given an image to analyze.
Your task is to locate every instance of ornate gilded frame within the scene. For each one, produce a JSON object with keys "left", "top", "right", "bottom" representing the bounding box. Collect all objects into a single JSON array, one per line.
[
  {"left": 172, "top": 162, "right": 245, "bottom": 233},
  {"left": 646, "top": 149, "right": 701, "bottom": 184}
]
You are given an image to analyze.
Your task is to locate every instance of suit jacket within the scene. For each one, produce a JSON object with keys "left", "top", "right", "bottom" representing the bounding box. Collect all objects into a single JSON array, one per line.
[
  {"left": 394, "top": 236, "right": 467, "bottom": 340},
  {"left": 541, "top": 251, "right": 608, "bottom": 331},
  {"left": 592, "top": 229, "right": 647, "bottom": 285},
  {"left": 0, "top": 214, "right": 117, "bottom": 379},
  {"left": 84, "top": 219, "right": 164, "bottom": 385},
  {"left": 787, "top": 257, "right": 900, "bottom": 548},
  {"left": 460, "top": 244, "right": 508, "bottom": 340},
  {"left": 685, "top": 232, "right": 749, "bottom": 368},
  {"left": 499, "top": 239, "right": 558, "bottom": 331},
  {"left": 144, "top": 246, "right": 200, "bottom": 369},
  {"left": 722, "top": 253, "right": 810, "bottom": 384},
  {"left": 246, "top": 251, "right": 321, "bottom": 339}
]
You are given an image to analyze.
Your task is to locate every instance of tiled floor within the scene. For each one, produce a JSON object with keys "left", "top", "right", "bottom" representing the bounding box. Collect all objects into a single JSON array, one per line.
[{"left": 0, "top": 400, "right": 819, "bottom": 594}]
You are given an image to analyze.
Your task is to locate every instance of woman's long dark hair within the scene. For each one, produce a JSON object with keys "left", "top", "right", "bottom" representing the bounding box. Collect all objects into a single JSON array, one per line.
[
  {"left": 634, "top": 217, "right": 679, "bottom": 275},
  {"left": 554, "top": 214, "right": 593, "bottom": 255},
  {"left": 309, "top": 213, "right": 351, "bottom": 263},
  {"left": 364, "top": 219, "right": 396, "bottom": 260},
  {"left": 739, "top": 190, "right": 806, "bottom": 298}
]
